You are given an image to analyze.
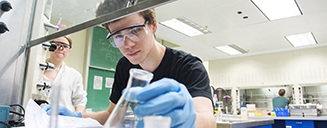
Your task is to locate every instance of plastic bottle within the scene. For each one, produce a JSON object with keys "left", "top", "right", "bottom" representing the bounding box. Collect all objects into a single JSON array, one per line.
[
  {"left": 217, "top": 106, "right": 223, "bottom": 121},
  {"left": 241, "top": 105, "right": 247, "bottom": 121}
]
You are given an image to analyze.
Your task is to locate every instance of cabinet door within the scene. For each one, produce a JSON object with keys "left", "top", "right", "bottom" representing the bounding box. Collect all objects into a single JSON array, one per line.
[
  {"left": 251, "top": 124, "right": 272, "bottom": 128},
  {"left": 285, "top": 120, "right": 314, "bottom": 128}
]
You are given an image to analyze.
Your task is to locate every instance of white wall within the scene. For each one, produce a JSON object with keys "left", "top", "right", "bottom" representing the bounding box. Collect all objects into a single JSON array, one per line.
[{"left": 209, "top": 46, "right": 327, "bottom": 89}]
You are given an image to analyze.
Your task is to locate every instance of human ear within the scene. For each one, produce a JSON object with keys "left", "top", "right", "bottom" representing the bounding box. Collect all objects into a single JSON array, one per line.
[{"left": 151, "top": 20, "right": 157, "bottom": 34}]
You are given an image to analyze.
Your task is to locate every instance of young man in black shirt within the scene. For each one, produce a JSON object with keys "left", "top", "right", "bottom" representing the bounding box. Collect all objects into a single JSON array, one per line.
[{"left": 44, "top": 0, "right": 215, "bottom": 127}]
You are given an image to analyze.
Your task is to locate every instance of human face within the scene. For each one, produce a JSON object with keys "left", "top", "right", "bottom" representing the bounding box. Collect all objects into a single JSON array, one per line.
[
  {"left": 108, "top": 13, "right": 156, "bottom": 65},
  {"left": 107, "top": 21, "right": 148, "bottom": 48},
  {"left": 50, "top": 37, "right": 71, "bottom": 61}
]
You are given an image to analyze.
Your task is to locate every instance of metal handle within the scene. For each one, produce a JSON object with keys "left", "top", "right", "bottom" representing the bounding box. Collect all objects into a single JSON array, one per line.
[
  {"left": 36, "top": 81, "right": 51, "bottom": 91},
  {"left": 39, "top": 62, "right": 56, "bottom": 71}
]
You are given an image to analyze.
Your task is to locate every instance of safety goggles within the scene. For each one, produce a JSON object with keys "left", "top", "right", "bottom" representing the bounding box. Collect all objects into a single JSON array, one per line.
[
  {"left": 50, "top": 41, "right": 72, "bottom": 51},
  {"left": 106, "top": 21, "right": 148, "bottom": 48}
]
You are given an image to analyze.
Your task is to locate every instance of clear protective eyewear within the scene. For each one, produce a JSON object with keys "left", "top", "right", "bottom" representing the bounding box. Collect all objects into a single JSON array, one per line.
[
  {"left": 50, "top": 41, "right": 71, "bottom": 51},
  {"left": 106, "top": 21, "right": 149, "bottom": 48}
]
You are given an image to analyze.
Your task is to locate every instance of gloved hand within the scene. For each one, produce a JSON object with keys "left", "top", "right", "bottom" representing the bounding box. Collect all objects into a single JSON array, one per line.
[
  {"left": 42, "top": 104, "right": 82, "bottom": 118},
  {"left": 133, "top": 78, "right": 196, "bottom": 128}
]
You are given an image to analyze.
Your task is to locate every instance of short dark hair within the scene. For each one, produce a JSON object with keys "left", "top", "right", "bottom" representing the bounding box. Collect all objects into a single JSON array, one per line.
[
  {"left": 95, "top": 0, "right": 156, "bottom": 32},
  {"left": 278, "top": 89, "right": 285, "bottom": 96}
]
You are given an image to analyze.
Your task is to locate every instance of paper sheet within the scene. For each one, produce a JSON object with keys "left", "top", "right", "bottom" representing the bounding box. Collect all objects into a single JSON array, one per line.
[
  {"left": 93, "top": 75, "right": 103, "bottom": 90},
  {"left": 105, "top": 77, "right": 114, "bottom": 88},
  {"left": 25, "top": 99, "right": 103, "bottom": 128}
]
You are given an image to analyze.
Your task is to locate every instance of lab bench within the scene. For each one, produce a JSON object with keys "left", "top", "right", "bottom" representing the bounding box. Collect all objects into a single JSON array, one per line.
[
  {"left": 222, "top": 115, "right": 327, "bottom": 128},
  {"left": 216, "top": 118, "right": 274, "bottom": 128}
]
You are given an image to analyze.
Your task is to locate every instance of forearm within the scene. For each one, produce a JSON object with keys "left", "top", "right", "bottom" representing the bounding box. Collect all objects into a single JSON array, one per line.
[
  {"left": 82, "top": 110, "right": 110, "bottom": 125},
  {"left": 75, "top": 106, "right": 85, "bottom": 113},
  {"left": 193, "top": 97, "right": 216, "bottom": 128},
  {"left": 195, "top": 112, "right": 216, "bottom": 128}
]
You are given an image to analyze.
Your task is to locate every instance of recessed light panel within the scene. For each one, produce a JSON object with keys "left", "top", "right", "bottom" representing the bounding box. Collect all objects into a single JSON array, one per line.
[
  {"left": 285, "top": 32, "right": 317, "bottom": 47},
  {"left": 252, "top": 0, "right": 302, "bottom": 21},
  {"left": 160, "top": 17, "right": 211, "bottom": 37},
  {"left": 215, "top": 45, "right": 247, "bottom": 55}
]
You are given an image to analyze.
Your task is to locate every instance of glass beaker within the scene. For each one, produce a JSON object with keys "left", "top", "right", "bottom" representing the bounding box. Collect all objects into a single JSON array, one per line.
[
  {"left": 103, "top": 68, "right": 153, "bottom": 128},
  {"left": 144, "top": 116, "right": 171, "bottom": 128}
]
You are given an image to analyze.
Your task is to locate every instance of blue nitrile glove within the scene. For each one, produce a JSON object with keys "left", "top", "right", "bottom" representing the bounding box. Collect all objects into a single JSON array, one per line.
[
  {"left": 42, "top": 104, "right": 82, "bottom": 118},
  {"left": 133, "top": 78, "right": 196, "bottom": 128}
]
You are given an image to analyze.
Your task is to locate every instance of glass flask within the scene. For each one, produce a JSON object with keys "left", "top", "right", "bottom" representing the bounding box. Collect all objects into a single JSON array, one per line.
[{"left": 103, "top": 68, "right": 153, "bottom": 128}]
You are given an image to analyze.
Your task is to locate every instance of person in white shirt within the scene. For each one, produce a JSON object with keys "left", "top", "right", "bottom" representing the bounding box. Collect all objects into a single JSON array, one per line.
[{"left": 42, "top": 35, "right": 87, "bottom": 114}]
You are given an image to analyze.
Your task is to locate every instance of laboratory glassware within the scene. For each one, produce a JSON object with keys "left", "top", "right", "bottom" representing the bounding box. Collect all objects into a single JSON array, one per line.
[
  {"left": 144, "top": 116, "right": 171, "bottom": 128},
  {"left": 49, "top": 84, "right": 60, "bottom": 128},
  {"left": 103, "top": 68, "right": 153, "bottom": 128}
]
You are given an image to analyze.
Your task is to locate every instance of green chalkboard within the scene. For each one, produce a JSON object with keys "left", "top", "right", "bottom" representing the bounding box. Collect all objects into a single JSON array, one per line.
[
  {"left": 86, "top": 67, "right": 114, "bottom": 112},
  {"left": 90, "top": 26, "right": 123, "bottom": 69},
  {"left": 86, "top": 26, "right": 123, "bottom": 112}
]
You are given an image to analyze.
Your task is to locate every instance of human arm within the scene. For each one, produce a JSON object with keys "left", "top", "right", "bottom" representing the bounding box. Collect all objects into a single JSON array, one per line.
[
  {"left": 134, "top": 78, "right": 215, "bottom": 128},
  {"left": 75, "top": 105, "right": 85, "bottom": 113},
  {"left": 43, "top": 101, "right": 115, "bottom": 125},
  {"left": 71, "top": 72, "right": 87, "bottom": 112},
  {"left": 193, "top": 97, "right": 216, "bottom": 128},
  {"left": 82, "top": 102, "right": 116, "bottom": 125}
]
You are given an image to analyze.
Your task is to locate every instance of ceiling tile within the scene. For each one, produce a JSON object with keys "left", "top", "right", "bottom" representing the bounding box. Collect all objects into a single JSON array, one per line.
[
  {"left": 305, "top": 11, "right": 327, "bottom": 31},
  {"left": 161, "top": 0, "right": 211, "bottom": 16},
  {"left": 216, "top": 27, "right": 255, "bottom": 43},
  {"left": 314, "top": 30, "right": 327, "bottom": 44},
  {"left": 258, "top": 37, "right": 293, "bottom": 51},
  {"left": 156, "top": 4, "right": 180, "bottom": 21},
  {"left": 182, "top": 9, "right": 238, "bottom": 33},
  {"left": 271, "top": 16, "right": 312, "bottom": 35},
  {"left": 240, "top": 22, "right": 283, "bottom": 40},
  {"left": 297, "top": 0, "right": 327, "bottom": 13},
  {"left": 201, "top": 0, "right": 243, "bottom": 8},
  {"left": 192, "top": 33, "right": 232, "bottom": 47},
  {"left": 213, "top": 0, "right": 268, "bottom": 27}
]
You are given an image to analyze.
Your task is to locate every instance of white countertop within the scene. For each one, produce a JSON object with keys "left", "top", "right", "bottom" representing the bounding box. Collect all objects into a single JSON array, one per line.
[{"left": 223, "top": 115, "right": 327, "bottom": 120}]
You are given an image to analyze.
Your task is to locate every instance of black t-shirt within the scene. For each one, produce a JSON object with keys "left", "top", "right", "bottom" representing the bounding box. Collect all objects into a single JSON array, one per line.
[{"left": 110, "top": 47, "right": 212, "bottom": 105}]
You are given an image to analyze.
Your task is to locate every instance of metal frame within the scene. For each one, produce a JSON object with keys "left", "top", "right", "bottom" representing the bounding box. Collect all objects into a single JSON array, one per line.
[{"left": 27, "top": 0, "right": 176, "bottom": 48}]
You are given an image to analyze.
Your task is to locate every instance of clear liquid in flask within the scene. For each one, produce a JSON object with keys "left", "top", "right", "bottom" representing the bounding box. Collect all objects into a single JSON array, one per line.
[{"left": 103, "top": 68, "right": 153, "bottom": 128}]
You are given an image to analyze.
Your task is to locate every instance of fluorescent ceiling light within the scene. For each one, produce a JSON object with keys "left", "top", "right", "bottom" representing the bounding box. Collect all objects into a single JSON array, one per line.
[
  {"left": 215, "top": 45, "right": 247, "bottom": 55},
  {"left": 285, "top": 32, "right": 317, "bottom": 47},
  {"left": 160, "top": 17, "right": 211, "bottom": 37},
  {"left": 252, "top": 0, "right": 302, "bottom": 21}
]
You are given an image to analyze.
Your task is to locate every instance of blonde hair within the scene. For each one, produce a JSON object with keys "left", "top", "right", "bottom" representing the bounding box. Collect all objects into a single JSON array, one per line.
[
  {"left": 49, "top": 35, "right": 73, "bottom": 46},
  {"left": 63, "top": 35, "right": 73, "bottom": 46}
]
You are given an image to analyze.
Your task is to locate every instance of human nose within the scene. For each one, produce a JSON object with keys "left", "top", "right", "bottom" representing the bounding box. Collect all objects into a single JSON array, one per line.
[
  {"left": 56, "top": 44, "right": 64, "bottom": 51},
  {"left": 122, "top": 35, "right": 136, "bottom": 48}
]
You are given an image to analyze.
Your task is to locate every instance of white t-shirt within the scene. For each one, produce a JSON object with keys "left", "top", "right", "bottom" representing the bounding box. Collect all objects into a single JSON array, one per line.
[{"left": 42, "top": 62, "right": 87, "bottom": 111}]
